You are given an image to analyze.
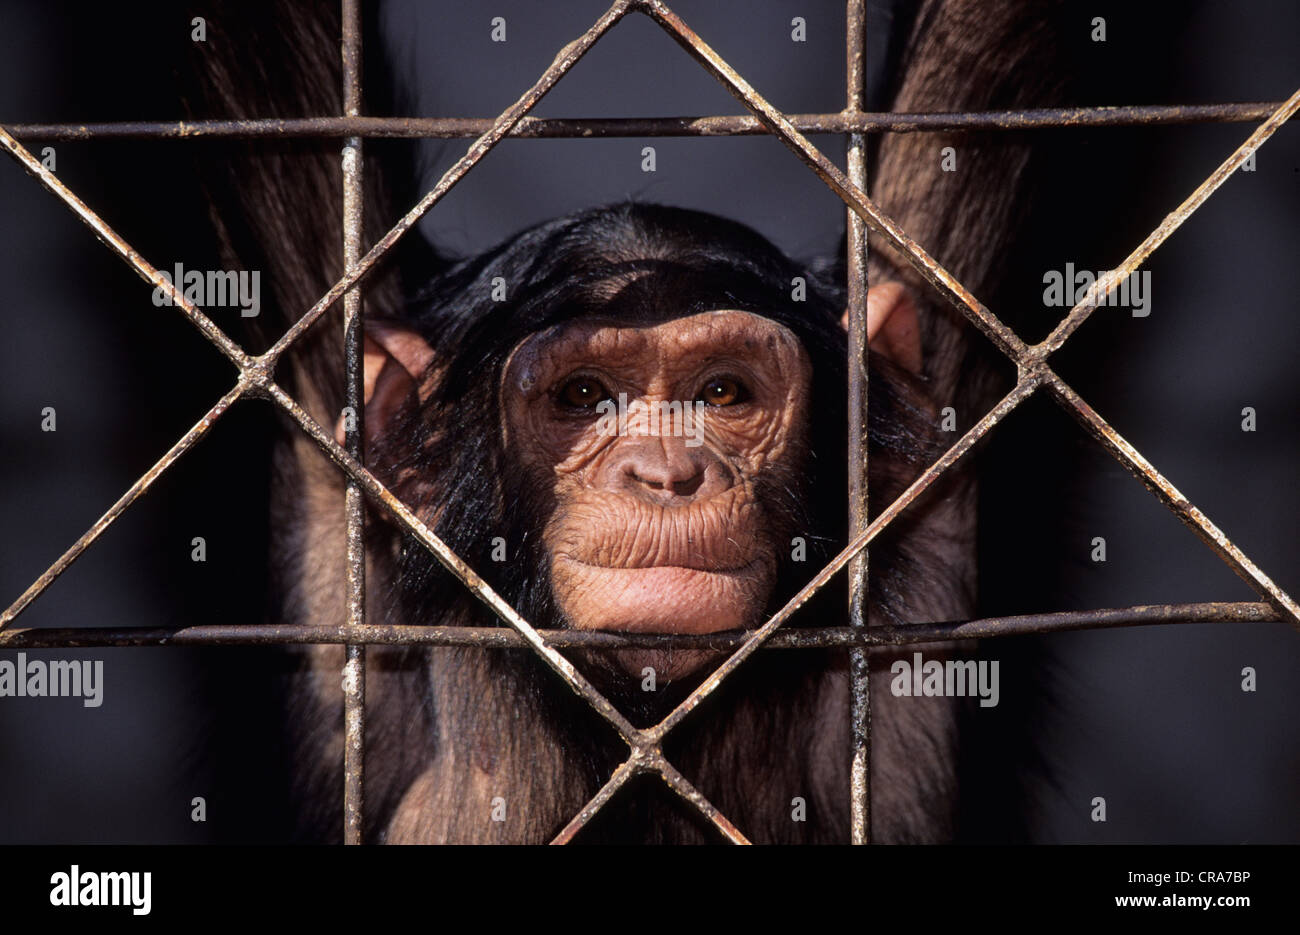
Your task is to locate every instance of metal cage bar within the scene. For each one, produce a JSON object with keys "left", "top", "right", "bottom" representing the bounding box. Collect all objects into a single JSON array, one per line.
[
  {"left": 0, "top": 602, "right": 1281, "bottom": 651},
  {"left": 0, "top": 0, "right": 1296, "bottom": 846},
  {"left": 7, "top": 102, "right": 1286, "bottom": 141},
  {"left": 844, "top": 0, "right": 872, "bottom": 847},
  {"left": 340, "top": 0, "right": 367, "bottom": 847}
]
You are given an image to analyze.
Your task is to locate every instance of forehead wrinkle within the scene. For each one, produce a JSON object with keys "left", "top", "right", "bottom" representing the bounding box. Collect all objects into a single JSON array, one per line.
[{"left": 541, "top": 312, "right": 795, "bottom": 367}]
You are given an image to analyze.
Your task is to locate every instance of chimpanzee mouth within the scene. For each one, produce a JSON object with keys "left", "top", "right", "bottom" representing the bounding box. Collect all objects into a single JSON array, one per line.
[{"left": 551, "top": 556, "right": 770, "bottom": 636}]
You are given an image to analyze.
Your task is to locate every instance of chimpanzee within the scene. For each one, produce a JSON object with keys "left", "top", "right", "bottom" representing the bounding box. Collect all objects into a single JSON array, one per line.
[{"left": 183, "top": 0, "right": 1065, "bottom": 843}]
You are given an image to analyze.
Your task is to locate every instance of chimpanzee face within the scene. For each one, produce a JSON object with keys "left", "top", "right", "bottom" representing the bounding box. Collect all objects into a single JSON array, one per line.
[{"left": 501, "top": 309, "right": 813, "bottom": 679}]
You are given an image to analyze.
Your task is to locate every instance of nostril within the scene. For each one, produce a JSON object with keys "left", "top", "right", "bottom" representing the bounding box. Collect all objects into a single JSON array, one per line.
[
  {"left": 671, "top": 472, "right": 704, "bottom": 497},
  {"left": 628, "top": 471, "right": 664, "bottom": 492}
]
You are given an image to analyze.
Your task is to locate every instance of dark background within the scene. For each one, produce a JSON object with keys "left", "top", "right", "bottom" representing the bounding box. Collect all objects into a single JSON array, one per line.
[{"left": 0, "top": 0, "right": 1295, "bottom": 843}]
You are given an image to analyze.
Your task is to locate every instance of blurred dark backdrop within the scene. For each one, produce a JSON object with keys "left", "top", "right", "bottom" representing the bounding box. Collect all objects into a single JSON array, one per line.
[{"left": 0, "top": 0, "right": 1295, "bottom": 843}]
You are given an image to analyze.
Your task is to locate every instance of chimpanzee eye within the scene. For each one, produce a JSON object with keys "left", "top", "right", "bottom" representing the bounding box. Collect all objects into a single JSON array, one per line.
[
  {"left": 558, "top": 376, "right": 610, "bottom": 409},
  {"left": 699, "top": 376, "right": 746, "bottom": 407}
]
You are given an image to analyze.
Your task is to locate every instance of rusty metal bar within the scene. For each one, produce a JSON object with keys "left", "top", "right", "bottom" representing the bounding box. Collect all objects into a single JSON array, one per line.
[
  {"left": 258, "top": 0, "right": 635, "bottom": 372},
  {"left": 843, "top": 0, "right": 871, "bottom": 847},
  {"left": 0, "top": 127, "right": 250, "bottom": 369},
  {"left": 340, "top": 0, "right": 366, "bottom": 848},
  {"left": 1, "top": 602, "right": 1279, "bottom": 650},
  {"left": 654, "top": 756, "right": 752, "bottom": 844},
  {"left": 549, "top": 759, "right": 638, "bottom": 844},
  {"left": 640, "top": 1, "right": 1033, "bottom": 370},
  {"left": 0, "top": 385, "right": 247, "bottom": 631},
  {"left": 340, "top": 644, "right": 364, "bottom": 841},
  {"left": 1044, "top": 371, "right": 1300, "bottom": 628},
  {"left": 1035, "top": 89, "right": 1300, "bottom": 357},
  {"left": 6, "top": 103, "right": 1287, "bottom": 141}
]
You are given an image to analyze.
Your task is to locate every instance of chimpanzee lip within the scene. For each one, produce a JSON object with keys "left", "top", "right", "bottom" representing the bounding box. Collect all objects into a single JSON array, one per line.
[
  {"left": 551, "top": 557, "right": 769, "bottom": 634},
  {"left": 557, "top": 554, "right": 763, "bottom": 575}
]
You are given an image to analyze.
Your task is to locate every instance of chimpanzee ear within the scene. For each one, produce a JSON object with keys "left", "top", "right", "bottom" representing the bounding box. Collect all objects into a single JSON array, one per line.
[
  {"left": 840, "top": 281, "right": 923, "bottom": 374},
  {"left": 333, "top": 322, "right": 437, "bottom": 447}
]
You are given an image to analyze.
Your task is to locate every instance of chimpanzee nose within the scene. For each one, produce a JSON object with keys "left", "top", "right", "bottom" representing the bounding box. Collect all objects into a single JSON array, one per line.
[{"left": 604, "top": 435, "right": 731, "bottom": 503}]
